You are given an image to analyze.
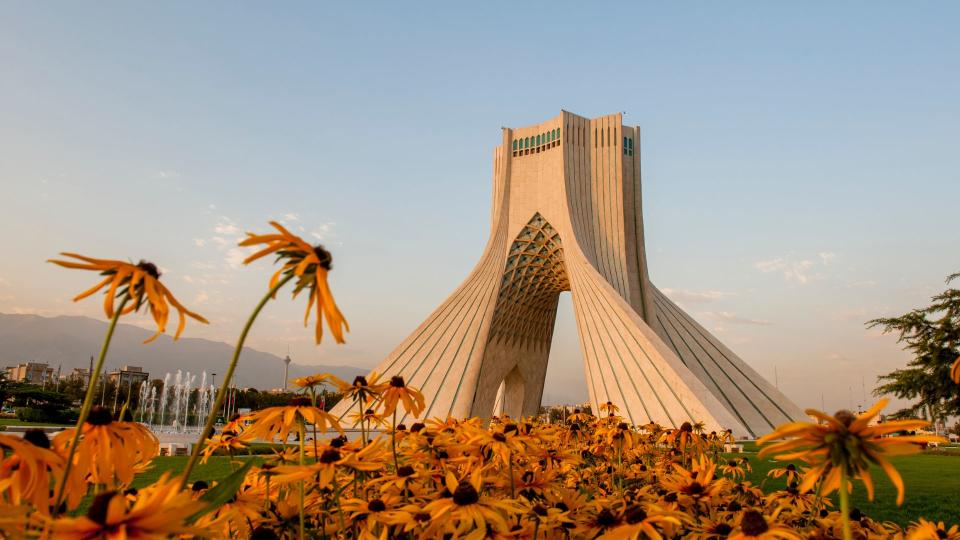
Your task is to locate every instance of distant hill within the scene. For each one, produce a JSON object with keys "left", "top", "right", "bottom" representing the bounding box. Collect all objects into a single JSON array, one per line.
[{"left": 0, "top": 313, "right": 365, "bottom": 389}]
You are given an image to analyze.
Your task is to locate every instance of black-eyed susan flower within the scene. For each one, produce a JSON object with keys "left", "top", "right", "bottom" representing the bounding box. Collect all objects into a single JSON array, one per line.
[
  {"left": 422, "top": 469, "right": 523, "bottom": 537},
  {"left": 728, "top": 510, "right": 800, "bottom": 540},
  {"left": 0, "top": 433, "right": 64, "bottom": 514},
  {"left": 240, "top": 221, "right": 348, "bottom": 344},
  {"left": 908, "top": 518, "right": 960, "bottom": 540},
  {"left": 245, "top": 397, "right": 343, "bottom": 442},
  {"left": 50, "top": 473, "right": 208, "bottom": 539},
  {"left": 52, "top": 406, "right": 158, "bottom": 509},
  {"left": 379, "top": 375, "right": 426, "bottom": 419},
  {"left": 48, "top": 253, "right": 207, "bottom": 342},
  {"left": 597, "top": 503, "right": 682, "bottom": 540},
  {"left": 951, "top": 356, "right": 960, "bottom": 384},
  {"left": 757, "top": 399, "right": 946, "bottom": 505}
]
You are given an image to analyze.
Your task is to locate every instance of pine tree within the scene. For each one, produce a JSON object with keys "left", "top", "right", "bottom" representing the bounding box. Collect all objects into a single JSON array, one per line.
[{"left": 870, "top": 272, "right": 960, "bottom": 421}]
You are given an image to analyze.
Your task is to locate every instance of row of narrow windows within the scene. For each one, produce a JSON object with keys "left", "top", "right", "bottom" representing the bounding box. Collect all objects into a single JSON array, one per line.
[
  {"left": 512, "top": 127, "right": 560, "bottom": 157},
  {"left": 509, "top": 124, "right": 636, "bottom": 157},
  {"left": 512, "top": 127, "right": 560, "bottom": 151}
]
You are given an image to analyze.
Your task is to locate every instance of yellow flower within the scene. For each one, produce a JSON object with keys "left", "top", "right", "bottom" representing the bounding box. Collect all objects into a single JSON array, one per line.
[
  {"left": 199, "top": 427, "right": 254, "bottom": 464},
  {"left": 379, "top": 376, "right": 426, "bottom": 419},
  {"left": 908, "top": 518, "right": 960, "bottom": 540},
  {"left": 48, "top": 253, "right": 207, "bottom": 342},
  {"left": 951, "top": 356, "right": 960, "bottom": 384},
  {"left": 0, "top": 432, "right": 64, "bottom": 514},
  {"left": 53, "top": 406, "right": 158, "bottom": 509},
  {"left": 293, "top": 372, "right": 346, "bottom": 390},
  {"left": 597, "top": 504, "right": 682, "bottom": 540},
  {"left": 728, "top": 510, "right": 800, "bottom": 539},
  {"left": 50, "top": 473, "right": 208, "bottom": 539},
  {"left": 240, "top": 221, "right": 348, "bottom": 343},
  {"left": 422, "top": 469, "right": 523, "bottom": 536},
  {"left": 245, "top": 397, "right": 343, "bottom": 442},
  {"left": 273, "top": 442, "right": 384, "bottom": 488},
  {"left": 758, "top": 399, "right": 947, "bottom": 505}
]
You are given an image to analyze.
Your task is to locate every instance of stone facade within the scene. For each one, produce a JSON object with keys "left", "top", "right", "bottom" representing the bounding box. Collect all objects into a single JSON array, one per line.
[{"left": 330, "top": 111, "right": 805, "bottom": 437}]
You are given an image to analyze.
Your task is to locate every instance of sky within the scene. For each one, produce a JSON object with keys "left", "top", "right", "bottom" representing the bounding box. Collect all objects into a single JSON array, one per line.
[{"left": 1, "top": 3, "right": 958, "bottom": 413}]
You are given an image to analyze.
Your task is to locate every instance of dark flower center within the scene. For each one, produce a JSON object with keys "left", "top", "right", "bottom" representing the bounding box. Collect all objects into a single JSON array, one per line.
[
  {"left": 137, "top": 261, "right": 161, "bottom": 279},
  {"left": 504, "top": 423, "right": 518, "bottom": 434},
  {"left": 289, "top": 397, "right": 312, "bottom": 407},
  {"left": 786, "top": 464, "right": 796, "bottom": 471},
  {"left": 596, "top": 509, "right": 618, "bottom": 527},
  {"left": 533, "top": 504, "right": 547, "bottom": 517},
  {"left": 87, "top": 406, "right": 113, "bottom": 426},
  {"left": 715, "top": 523, "right": 733, "bottom": 535},
  {"left": 368, "top": 499, "right": 386, "bottom": 512},
  {"left": 397, "top": 465, "right": 415, "bottom": 477},
  {"left": 23, "top": 429, "right": 51, "bottom": 449},
  {"left": 687, "top": 481, "right": 704, "bottom": 494},
  {"left": 312, "top": 245, "right": 333, "bottom": 270},
  {"left": 330, "top": 436, "right": 347, "bottom": 448},
  {"left": 250, "top": 526, "right": 280, "bottom": 540},
  {"left": 617, "top": 422, "right": 629, "bottom": 430},
  {"left": 411, "top": 423, "right": 425, "bottom": 432},
  {"left": 191, "top": 480, "right": 209, "bottom": 491},
  {"left": 452, "top": 480, "right": 480, "bottom": 505},
  {"left": 493, "top": 432, "right": 506, "bottom": 442},
  {"left": 624, "top": 505, "right": 647, "bottom": 524},
  {"left": 396, "top": 424, "right": 407, "bottom": 431},
  {"left": 319, "top": 449, "right": 342, "bottom": 463},
  {"left": 389, "top": 376, "right": 406, "bottom": 388},
  {"left": 834, "top": 410, "right": 857, "bottom": 427},
  {"left": 937, "top": 529, "right": 948, "bottom": 539},
  {"left": 353, "top": 376, "right": 368, "bottom": 387},
  {"left": 86, "top": 491, "right": 117, "bottom": 525},
  {"left": 740, "top": 510, "right": 769, "bottom": 536},
  {"left": 728, "top": 460, "right": 739, "bottom": 467},
  {"left": 680, "top": 422, "right": 693, "bottom": 433}
]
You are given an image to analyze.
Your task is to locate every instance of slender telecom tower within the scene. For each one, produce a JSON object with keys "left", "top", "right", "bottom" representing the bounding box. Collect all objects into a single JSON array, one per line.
[{"left": 332, "top": 111, "right": 805, "bottom": 437}]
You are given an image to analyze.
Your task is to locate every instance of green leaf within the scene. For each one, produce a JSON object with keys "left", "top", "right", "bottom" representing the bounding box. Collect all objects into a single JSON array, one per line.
[{"left": 187, "top": 459, "right": 255, "bottom": 523}]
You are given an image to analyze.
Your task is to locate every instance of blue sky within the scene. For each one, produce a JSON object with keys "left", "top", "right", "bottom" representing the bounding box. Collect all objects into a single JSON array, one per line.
[{"left": 1, "top": 3, "right": 958, "bottom": 412}]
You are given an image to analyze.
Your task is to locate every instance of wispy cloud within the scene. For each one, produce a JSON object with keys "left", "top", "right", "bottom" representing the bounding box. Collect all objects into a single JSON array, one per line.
[
  {"left": 282, "top": 213, "right": 300, "bottom": 222},
  {"left": 700, "top": 311, "right": 772, "bottom": 326},
  {"left": 754, "top": 252, "right": 836, "bottom": 285},
  {"left": 225, "top": 247, "right": 246, "bottom": 269},
  {"left": 662, "top": 288, "right": 734, "bottom": 305},
  {"left": 310, "top": 222, "right": 336, "bottom": 241},
  {"left": 193, "top": 238, "right": 206, "bottom": 247}
]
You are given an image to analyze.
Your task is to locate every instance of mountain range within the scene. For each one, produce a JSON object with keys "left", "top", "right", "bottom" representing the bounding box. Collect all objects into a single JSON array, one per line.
[{"left": 0, "top": 313, "right": 366, "bottom": 389}]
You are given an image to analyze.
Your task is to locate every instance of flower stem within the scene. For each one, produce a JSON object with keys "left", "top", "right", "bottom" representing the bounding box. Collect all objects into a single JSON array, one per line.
[
  {"left": 298, "top": 416, "right": 306, "bottom": 540},
  {"left": 180, "top": 273, "right": 294, "bottom": 489},
  {"left": 839, "top": 470, "right": 853, "bottom": 540},
  {"left": 52, "top": 295, "right": 129, "bottom": 515},
  {"left": 392, "top": 409, "right": 399, "bottom": 472}
]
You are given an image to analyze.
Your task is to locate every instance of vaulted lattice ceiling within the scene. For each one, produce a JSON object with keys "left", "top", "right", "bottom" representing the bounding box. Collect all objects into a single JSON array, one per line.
[{"left": 488, "top": 213, "right": 570, "bottom": 346}]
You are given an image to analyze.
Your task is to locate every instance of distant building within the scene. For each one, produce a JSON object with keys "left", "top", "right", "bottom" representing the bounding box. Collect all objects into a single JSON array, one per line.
[
  {"left": 105, "top": 365, "right": 150, "bottom": 387},
  {"left": 64, "top": 368, "right": 91, "bottom": 385},
  {"left": 5, "top": 362, "right": 55, "bottom": 384}
]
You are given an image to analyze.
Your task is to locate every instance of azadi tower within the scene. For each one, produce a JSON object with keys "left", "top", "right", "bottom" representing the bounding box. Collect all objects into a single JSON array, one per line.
[{"left": 333, "top": 111, "right": 805, "bottom": 437}]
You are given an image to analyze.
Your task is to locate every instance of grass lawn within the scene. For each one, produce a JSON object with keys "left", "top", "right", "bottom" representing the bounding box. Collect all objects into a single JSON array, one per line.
[
  {"left": 0, "top": 418, "right": 73, "bottom": 427},
  {"left": 141, "top": 448, "right": 960, "bottom": 527},
  {"left": 133, "top": 455, "right": 265, "bottom": 489},
  {"left": 727, "top": 445, "right": 960, "bottom": 526}
]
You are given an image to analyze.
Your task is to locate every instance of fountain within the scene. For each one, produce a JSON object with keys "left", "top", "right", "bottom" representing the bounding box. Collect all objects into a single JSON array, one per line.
[{"left": 137, "top": 369, "right": 217, "bottom": 434}]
